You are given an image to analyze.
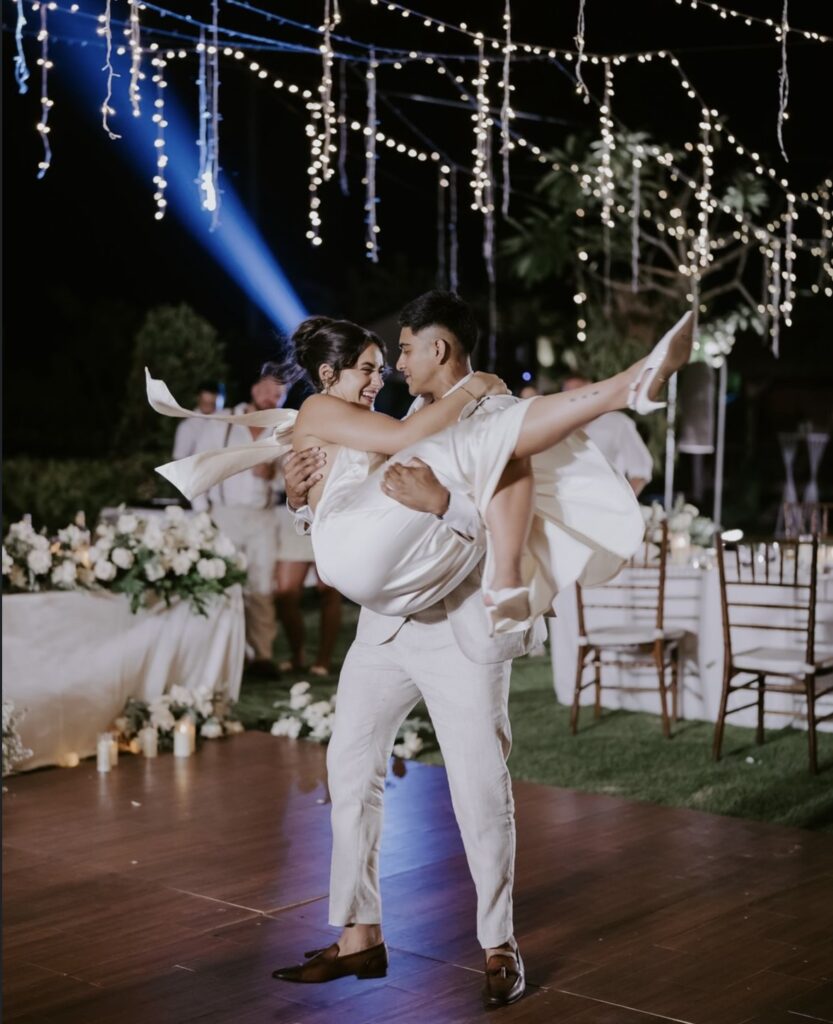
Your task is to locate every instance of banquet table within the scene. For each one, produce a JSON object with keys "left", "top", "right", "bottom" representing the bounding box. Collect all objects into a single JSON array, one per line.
[
  {"left": 549, "top": 565, "right": 833, "bottom": 731},
  {"left": 2, "top": 586, "right": 245, "bottom": 770}
]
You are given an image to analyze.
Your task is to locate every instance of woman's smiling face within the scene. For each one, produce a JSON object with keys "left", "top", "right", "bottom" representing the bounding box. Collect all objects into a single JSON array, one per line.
[{"left": 327, "top": 342, "right": 386, "bottom": 408}]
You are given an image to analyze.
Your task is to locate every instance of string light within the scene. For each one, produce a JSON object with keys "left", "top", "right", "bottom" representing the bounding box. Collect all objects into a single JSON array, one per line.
[
  {"left": 318, "top": 0, "right": 340, "bottom": 182},
  {"left": 149, "top": 46, "right": 169, "bottom": 220},
  {"left": 782, "top": 195, "right": 796, "bottom": 327},
  {"left": 364, "top": 49, "right": 379, "bottom": 262},
  {"left": 205, "top": 0, "right": 221, "bottom": 228},
  {"left": 448, "top": 168, "right": 459, "bottom": 291},
  {"left": 471, "top": 39, "right": 492, "bottom": 216},
  {"left": 97, "top": 0, "right": 121, "bottom": 139},
  {"left": 670, "top": 0, "right": 830, "bottom": 45},
  {"left": 14, "top": 0, "right": 30, "bottom": 94},
  {"left": 436, "top": 164, "right": 447, "bottom": 286},
  {"left": 499, "top": 0, "right": 512, "bottom": 216},
  {"left": 126, "top": 0, "right": 143, "bottom": 118},
  {"left": 196, "top": 30, "right": 209, "bottom": 204},
  {"left": 34, "top": 1, "right": 56, "bottom": 179},
  {"left": 630, "top": 151, "right": 641, "bottom": 292},
  {"left": 574, "top": 0, "right": 589, "bottom": 101},
  {"left": 777, "top": 0, "right": 789, "bottom": 162},
  {"left": 337, "top": 58, "right": 349, "bottom": 194}
]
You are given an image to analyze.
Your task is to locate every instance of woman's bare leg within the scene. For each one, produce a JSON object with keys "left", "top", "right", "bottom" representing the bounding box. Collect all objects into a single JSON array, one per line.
[{"left": 485, "top": 457, "right": 534, "bottom": 593}]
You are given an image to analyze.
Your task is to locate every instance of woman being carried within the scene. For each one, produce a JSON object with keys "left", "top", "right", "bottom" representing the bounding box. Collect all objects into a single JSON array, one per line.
[{"left": 147, "top": 311, "right": 693, "bottom": 632}]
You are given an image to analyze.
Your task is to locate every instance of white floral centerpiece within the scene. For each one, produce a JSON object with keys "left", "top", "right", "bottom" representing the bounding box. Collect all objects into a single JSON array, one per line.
[
  {"left": 270, "top": 682, "right": 436, "bottom": 760},
  {"left": 3, "top": 699, "right": 33, "bottom": 776},
  {"left": 2, "top": 507, "right": 247, "bottom": 616},
  {"left": 116, "top": 684, "right": 243, "bottom": 753},
  {"left": 640, "top": 498, "right": 715, "bottom": 564}
]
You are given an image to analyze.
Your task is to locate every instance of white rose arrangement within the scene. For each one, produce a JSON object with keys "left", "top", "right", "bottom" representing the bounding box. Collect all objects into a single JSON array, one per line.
[
  {"left": 3, "top": 699, "right": 33, "bottom": 776},
  {"left": 2, "top": 508, "right": 247, "bottom": 616},
  {"left": 116, "top": 685, "right": 243, "bottom": 753},
  {"left": 270, "top": 682, "right": 435, "bottom": 760}
]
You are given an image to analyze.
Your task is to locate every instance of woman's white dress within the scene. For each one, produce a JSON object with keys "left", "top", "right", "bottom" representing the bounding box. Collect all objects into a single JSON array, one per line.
[{"left": 147, "top": 373, "right": 644, "bottom": 629}]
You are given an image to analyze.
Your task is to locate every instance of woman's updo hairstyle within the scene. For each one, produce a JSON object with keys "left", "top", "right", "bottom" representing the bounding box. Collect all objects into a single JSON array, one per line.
[{"left": 291, "top": 316, "right": 384, "bottom": 391}]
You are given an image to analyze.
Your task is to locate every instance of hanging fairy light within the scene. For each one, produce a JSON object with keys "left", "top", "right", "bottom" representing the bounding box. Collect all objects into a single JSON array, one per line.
[
  {"left": 13, "top": 0, "right": 30, "bottom": 94},
  {"left": 318, "top": 0, "right": 340, "bottom": 183},
  {"left": 471, "top": 38, "right": 491, "bottom": 215},
  {"left": 196, "top": 31, "right": 209, "bottom": 202},
  {"left": 364, "top": 48, "right": 379, "bottom": 262},
  {"left": 782, "top": 196, "right": 796, "bottom": 326},
  {"left": 767, "top": 240, "right": 783, "bottom": 355},
  {"left": 34, "top": 1, "right": 55, "bottom": 179},
  {"left": 630, "top": 150, "right": 642, "bottom": 292},
  {"left": 670, "top": 0, "right": 830, "bottom": 45},
  {"left": 574, "top": 0, "right": 589, "bottom": 100},
  {"left": 448, "top": 167, "right": 459, "bottom": 292},
  {"left": 97, "top": 0, "right": 121, "bottom": 139},
  {"left": 436, "top": 164, "right": 447, "bottom": 287},
  {"left": 499, "top": 0, "right": 512, "bottom": 216},
  {"left": 694, "top": 108, "right": 715, "bottom": 270},
  {"left": 776, "top": 0, "right": 790, "bottom": 162},
  {"left": 598, "top": 61, "right": 615, "bottom": 305},
  {"left": 150, "top": 47, "right": 169, "bottom": 220},
  {"left": 337, "top": 58, "right": 349, "bottom": 195},
  {"left": 127, "top": 0, "right": 143, "bottom": 118},
  {"left": 198, "top": 0, "right": 222, "bottom": 228}
]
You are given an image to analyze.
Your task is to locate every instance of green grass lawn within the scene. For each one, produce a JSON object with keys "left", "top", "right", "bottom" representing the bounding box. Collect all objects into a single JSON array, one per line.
[{"left": 238, "top": 595, "right": 833, "bottom": 834}]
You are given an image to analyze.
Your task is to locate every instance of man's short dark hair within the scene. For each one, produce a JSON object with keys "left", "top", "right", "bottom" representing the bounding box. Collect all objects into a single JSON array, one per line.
[
  {"left": 398, "top": 290, "right": 479, "bottom": 356},
  {"left": 197, "top": 380, "right": 219, "bottom": 394}
]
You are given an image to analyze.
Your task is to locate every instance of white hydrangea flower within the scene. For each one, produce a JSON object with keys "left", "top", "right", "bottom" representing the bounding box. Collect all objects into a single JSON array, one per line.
[
  {"left": 193, "top": 685, "right": 215, "bottom": 717},
  {"left": 234, "top": 551, "right": 248, "bottom": 571},
  {"left": 165, "top": 505, "right": 186, "bottom": 523},
  {"left": 393, "top": 730, "right": 424, "bottom": 760},
  {"left": 2, "top": 547, "right": 13, "bottom": 576},
  {"left": 271, "top": 716, "right": 303, "bottom": 739},
  {"left": 150, "top": 705, "right": 176, "bottom": 732},
  {"left": 289, "top": 681, "right": 312, "bottom": 710},
  {"left": 111, "top": 547, "right": 135, "bottom": 570},
  {"left": 93, "top": 559, "right": 117, "bottom": 582},
  {"left": 172, "top": 551, "right": 195, "bottom": 576},
  {"left": 200, "top": 718, "right": 223, "bottom": 739},
  {"left": 213, "top": 534, "right": 236, "bottom": 559},
  {"left": 303, "top": 700, "right": 334, "bottom": 726},
  {"left": 308, "top": 716, "right": 334, "bottom": 742},
  {"left": 210, "top": 557, "right": 226, "bottom": 579},
  {"left": 144, "top": 559, "right": 165, "bottom": 582},
  {"left": 168, "top": 684, "right": 193, "bottom": 707},
  {"left": 51, "top": 560, "right": 77, "bottom": 587},
  {"left": 30, "top": 534, "right": 51, "bottom": 552},
  {"left": 26, "top": 549, "right": 52, "bottom": 575},
  {"left": 142, "top": 524, "right": 165, "bottom": 552},
  {"left": 196, "top": 557, "right": 219, "bottom": 580}
]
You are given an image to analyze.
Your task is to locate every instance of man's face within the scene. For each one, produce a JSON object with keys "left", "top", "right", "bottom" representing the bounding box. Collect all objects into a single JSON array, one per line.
[
  {"left": 251, "top": 377, "right": 285, "bottom": 410},
  {"left": 396, "top": 325, "right": 451, "bottom": 396},
  {"left": 197, "top": 390, "right": 217, "bottom": 414}
]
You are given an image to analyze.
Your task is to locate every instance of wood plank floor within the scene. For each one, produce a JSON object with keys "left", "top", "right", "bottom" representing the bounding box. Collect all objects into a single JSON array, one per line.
[{"left": 4, "top": 731, "right": 833, "bottom": 1024}]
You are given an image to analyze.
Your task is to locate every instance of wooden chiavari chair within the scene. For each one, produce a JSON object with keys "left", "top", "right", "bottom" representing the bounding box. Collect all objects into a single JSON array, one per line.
[
  {"left": 570, "top": 521, "right": 683, "bottom": 739},
  {"left": 782, "top": 502, "right": 832, "bottom": 540},
  {"left": 713, "top": 534, "right": 833, "bottom": 773}
]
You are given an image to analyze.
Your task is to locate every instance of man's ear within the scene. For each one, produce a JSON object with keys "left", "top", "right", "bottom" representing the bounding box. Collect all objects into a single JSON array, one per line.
[{"left": 433, "top": 337, "right": 452, "bottom": 364}]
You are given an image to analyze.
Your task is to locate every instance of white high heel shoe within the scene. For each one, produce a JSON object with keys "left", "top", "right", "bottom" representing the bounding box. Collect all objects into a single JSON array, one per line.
[
  {"left": 484, "top": 586, "right": 532, "bottom": 637},
  {"left": 627, "top": 311, "right": 695, "bottom": 415}
]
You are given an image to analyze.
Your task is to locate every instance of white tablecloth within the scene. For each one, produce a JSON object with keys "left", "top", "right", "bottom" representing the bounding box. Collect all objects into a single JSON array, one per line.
[
  {"left": 2, "top": 587, "right": 245, "bottom": 770},
  {"left": 549, "top": 568, "right": 833, "bottom": 730}
]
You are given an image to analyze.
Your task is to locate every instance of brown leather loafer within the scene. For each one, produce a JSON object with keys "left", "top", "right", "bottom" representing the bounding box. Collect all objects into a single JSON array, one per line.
[
  {"left": 272, "top": 942, "right": 388, "bottom": 983},
  {"left": 482, "top": 946, "right": 525, "bottom": 1008}
]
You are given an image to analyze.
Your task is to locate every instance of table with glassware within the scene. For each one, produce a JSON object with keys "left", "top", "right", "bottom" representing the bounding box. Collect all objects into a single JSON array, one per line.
[{"left": 549, "top": 549, "right": 833, "bottom": 731}]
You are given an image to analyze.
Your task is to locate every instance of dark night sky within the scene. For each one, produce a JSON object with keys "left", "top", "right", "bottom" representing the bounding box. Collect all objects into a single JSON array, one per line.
[{"left": 3, "top": 0, "right": 833, "bottom": 460}]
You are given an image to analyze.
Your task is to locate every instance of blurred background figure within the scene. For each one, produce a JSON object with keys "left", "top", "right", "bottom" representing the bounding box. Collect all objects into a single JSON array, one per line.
[
  {"left": 183, "top": 370, "right": 285, "bottom": 677},
  {"left": 518, "top": 384, "right": 540, "bottom": 400},
  {"left": 562, "top": 374, "right": 653, "bottom": 497},
  {"left": 171, "top": 381, "right": 219, "bottom": 461},
  {"left": 260, "top": 362, "right": 343, "bottom": 679}
]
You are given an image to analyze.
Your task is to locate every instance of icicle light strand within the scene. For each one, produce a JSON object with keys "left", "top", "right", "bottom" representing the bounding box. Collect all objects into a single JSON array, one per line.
[
  {"left": 364, "top": 49, "right": 379, "bottom": 262},
  {"left": 150, "top": 47, "right": 169, "bottom": 220},
  {"left": 98, "top": 0, "right": 121, "bottom": 139},
  {"left": 127, "top": 0, "right": 143, "bottom": 118},
  {"left": 777, "top": 0, "right": 790, "bottom": 162},
  {"left": 499, "top": 0, "right": 512, "bottom": 216},
  {"left": 14, "top": 0, "right": 30, "bottom": 94},
  {"left": 35, "top": 1, "right": 54, "bottom": 179}
]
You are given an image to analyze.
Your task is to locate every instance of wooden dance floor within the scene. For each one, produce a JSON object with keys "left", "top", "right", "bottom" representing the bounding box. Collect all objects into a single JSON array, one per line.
[{"left": 4, "top": 732, "right": 833, "bottom": 1023}]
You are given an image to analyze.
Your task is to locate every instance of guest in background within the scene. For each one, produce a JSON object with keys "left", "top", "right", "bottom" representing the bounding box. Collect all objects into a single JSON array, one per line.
[
  {"left": 193, "top": 371, "right": 285, "bottom": 677},
  {"left": 562, "top": 373, "right": 654, "bottom": 496},
  {"left": 518, "top": 384, "right": 540, "bottom": 400},
  {"left": 260, "top": 361, "right": 343, "bottom": 678},
  {"left": 172, "top": 381, "right": 219, "bottom": 461}
]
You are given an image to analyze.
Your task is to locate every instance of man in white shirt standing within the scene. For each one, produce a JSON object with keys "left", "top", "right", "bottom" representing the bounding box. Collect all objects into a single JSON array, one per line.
[
  {"left": 194, "top": 373, "right": 284, "bottom": 676},
  {"left": 562, "top": 374, "right": 654, "bottom": 496},
  {"left": 171, "top": 382, "right": 220, "bottom": 461},
  {"left": 274, "top": 292, "right": 544, "bottom": 1009}
]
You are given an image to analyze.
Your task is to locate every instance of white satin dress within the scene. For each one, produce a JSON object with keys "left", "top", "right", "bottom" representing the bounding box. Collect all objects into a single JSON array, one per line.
[{"left": 147, "top": 373, "right": 645, "bottom": 631}]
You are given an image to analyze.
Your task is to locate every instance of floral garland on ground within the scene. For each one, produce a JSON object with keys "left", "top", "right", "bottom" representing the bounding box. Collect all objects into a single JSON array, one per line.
[
  {"left": 2, "top": 507, "right": 247, "bottom": 615},
  {"left": 2, "top": 699, "right": 33, "bottom": 777},
  {"left": 270, "top": 682, "right": 435, "bottom": 760},
  {"left": 115, "top": 684, "right": 244, "bottom": 753}
]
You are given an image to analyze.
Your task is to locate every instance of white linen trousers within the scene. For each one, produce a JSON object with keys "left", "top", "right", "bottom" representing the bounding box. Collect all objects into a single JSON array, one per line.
[{"left": 326, "top": 605, "right": 515, "bottom": 949}]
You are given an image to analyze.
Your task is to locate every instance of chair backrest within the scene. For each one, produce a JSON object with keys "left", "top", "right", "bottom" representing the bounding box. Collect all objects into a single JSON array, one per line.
[
  {"left": 576, "top": 521, "right": 669, "bottom": 640},
  {"left": 715, "top": 534, "right": 819, "bottom": 666},
  {"left": 782, "top": 502, "right": 833, "bottom": 539}
]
